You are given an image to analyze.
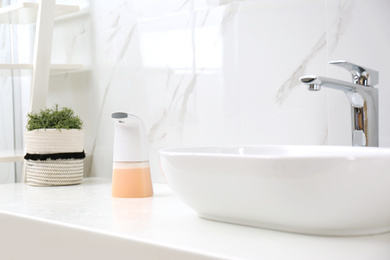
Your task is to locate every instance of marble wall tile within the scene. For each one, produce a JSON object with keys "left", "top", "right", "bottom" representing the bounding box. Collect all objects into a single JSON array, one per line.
[
  {"left": 83, "top": 0, "right": 152, "bottom": 179},
  {"left": 77, "top": 0, "right": 331, "bottom": 182},
  {"left": 40, "top": 0, "right": 390, "bottom": 184},
  {"left": 227, "top": 1, "right": 328, "bottom": 145},
  {"left": 131, "top": 0, "right": 242, "bottom": 23}
]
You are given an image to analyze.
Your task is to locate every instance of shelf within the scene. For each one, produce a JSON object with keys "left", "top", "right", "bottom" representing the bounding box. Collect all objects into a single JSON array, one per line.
[
  {"left": 0, "top": 150, "right": 24, "bottom": 163},
  {"left": 0, "top": 2, "right": 79, "bottom": 24},
  {"left": 49, "top": 64, "right": 84, "bottom": 71},
  {"left": 0, "top": 63, "right": 83, "bottom": 71},
  {"left": 55, "top": 7, "right": 90, "bottom": 23}
]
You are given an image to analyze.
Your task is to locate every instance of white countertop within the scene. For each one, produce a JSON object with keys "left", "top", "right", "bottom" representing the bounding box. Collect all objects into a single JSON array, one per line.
[{"left": 1, "top": 178, "right": 390, "bottom": 260}]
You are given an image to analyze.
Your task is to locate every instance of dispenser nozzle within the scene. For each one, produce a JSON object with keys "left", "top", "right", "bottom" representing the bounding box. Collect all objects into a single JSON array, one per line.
[{"left": 111, "top": 112, "right": 149, "bottom": 162}]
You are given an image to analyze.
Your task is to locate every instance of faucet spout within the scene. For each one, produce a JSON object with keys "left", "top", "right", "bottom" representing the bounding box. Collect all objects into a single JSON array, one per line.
[
  {"left": 300, "top": 76, "right": 322, "bottom": 91},
  {"left": 300, "top": 75, "right": 360, "bottom": 93},
  {"left": 300, "top": 72, "right": 379, "bottom": 147}
]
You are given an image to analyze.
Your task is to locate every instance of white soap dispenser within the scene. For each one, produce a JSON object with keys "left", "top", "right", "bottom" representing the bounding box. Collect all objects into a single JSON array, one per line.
[{"left": 111, "top": 112, "right": 153, "bottom": 198}]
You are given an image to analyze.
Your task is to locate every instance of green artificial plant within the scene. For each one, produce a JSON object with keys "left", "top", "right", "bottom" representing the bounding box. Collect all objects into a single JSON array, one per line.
[{"left": 26, "top": 104, "right": 83, "bottom": 131}]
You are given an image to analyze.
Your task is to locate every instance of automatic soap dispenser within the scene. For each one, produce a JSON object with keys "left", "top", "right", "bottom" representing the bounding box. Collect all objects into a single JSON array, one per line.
[{"left": 111, "top": 112, "right": 153, "bottom": 198}]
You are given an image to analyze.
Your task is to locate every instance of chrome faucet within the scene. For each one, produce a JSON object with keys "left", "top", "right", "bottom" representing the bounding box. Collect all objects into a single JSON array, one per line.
[{"left": 300, "top": 60, "right": 379, "bottom": 147}]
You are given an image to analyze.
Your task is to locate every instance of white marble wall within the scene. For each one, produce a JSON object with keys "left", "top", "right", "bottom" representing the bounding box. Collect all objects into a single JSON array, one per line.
[
  {"left": 72, "top": 0, "right": 328, "bottom": 182},
  {"left": 37, "top": 0, "right": 390, "bottom": 182}
]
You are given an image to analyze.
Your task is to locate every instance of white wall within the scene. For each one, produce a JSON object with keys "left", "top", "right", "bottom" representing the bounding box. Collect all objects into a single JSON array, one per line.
[{"left": 39, "top": 0, "right": 390, "bottom": 182}]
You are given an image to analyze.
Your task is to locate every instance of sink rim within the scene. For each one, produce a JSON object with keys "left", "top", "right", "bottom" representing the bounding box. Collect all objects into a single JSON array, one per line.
[{"left": 160, "top": 145, "right": 390, "bottom": 159}]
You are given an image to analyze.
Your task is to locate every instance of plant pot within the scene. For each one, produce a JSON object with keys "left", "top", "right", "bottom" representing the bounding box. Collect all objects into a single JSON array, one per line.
[{"left": 24, "top": 129, "right": 85, "bottom": 186}]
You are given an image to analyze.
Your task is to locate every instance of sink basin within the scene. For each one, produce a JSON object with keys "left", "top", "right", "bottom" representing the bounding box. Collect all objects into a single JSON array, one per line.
[{"left": 159, "top": 145, "right": 390, "bottom": 236}]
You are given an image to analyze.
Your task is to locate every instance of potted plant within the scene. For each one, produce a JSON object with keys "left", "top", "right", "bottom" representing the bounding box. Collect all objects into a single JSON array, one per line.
[{"left": 24, "top": 104, "right": 85, "bottom": 186}]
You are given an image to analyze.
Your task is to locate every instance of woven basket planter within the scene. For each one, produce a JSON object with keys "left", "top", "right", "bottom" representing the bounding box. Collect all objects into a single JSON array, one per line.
[{"left": 24, "top": 129, "right": 85, "bottom": 187}]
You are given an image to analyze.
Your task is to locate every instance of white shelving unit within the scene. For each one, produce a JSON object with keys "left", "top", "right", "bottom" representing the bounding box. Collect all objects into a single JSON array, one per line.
[
  {"left": 0, "top": 1, "right": 83, "bottom": 168},
  {"left": 0, "top": 2, "right": 79, "bottom": 24},
  {"left": 0, "top": 63, "right": 83, "bottom": 70},
  {"left": 0, "top": 150, "right": 24, "bottom": 163}
]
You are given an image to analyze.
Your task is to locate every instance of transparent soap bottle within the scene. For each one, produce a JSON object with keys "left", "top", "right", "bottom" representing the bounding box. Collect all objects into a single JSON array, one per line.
[{"left": 111, "top": 112, "right": 153, "bottom": 198}]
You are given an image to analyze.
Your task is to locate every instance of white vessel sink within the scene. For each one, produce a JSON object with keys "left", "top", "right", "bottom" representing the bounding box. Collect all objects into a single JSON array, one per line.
[{"left": 159, "top": 145, "right": 390, "bottom": 236}]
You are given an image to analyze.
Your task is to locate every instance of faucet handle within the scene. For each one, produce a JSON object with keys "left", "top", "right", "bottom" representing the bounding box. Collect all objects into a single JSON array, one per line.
[{"left": 329, "top": 60, "right": 379, "bottom": 86}]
